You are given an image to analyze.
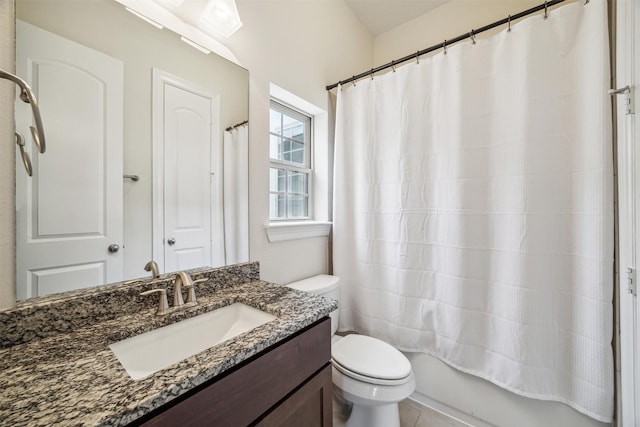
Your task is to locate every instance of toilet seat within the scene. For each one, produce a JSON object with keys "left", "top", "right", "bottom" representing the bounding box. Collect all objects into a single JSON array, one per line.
[{"left": 331, "top": 335, "right": 412, "bottom": 386}]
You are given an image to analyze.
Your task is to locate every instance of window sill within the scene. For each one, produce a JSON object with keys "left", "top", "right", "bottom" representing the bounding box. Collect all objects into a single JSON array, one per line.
[{"left": 265, "top": 221, "right": 332, "bottom": 243}]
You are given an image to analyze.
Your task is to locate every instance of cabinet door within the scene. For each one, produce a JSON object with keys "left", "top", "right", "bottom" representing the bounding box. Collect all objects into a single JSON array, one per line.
[{"left": 255, "top": 364, "right": 333, "bottom": 427}]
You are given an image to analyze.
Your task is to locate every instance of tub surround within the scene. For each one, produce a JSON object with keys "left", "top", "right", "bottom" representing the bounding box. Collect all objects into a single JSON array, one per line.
[{"left": 0, "top": 262, "right": 337, "bottom": 426}]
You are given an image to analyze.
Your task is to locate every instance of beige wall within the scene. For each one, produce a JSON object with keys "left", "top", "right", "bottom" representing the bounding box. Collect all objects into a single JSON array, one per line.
[
  {"left": 372, "top": 1, "right": 608, "bottom": 426},
  {"left": 0, "top": 0, "right": 15, "bottom": 310},
  {"left": 225, "top": 0, "right": 372, "bottom": 284},
  {"left": 374, "top": 0, "right": 566, "bottom": 65}
]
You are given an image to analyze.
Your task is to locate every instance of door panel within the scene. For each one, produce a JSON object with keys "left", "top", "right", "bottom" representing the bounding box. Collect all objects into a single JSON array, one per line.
[
  {"left": 30, "top": 262, "right": 105, "bottom": 297},
  {"left": 15, "top": 21, "right": 123, "bottom": 299}
]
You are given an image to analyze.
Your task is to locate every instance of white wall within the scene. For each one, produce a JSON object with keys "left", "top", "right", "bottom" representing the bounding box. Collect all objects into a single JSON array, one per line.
[
  {"left": 224, "top": 0, "right": 372, "bottom": 284},
  {"left": 373, "top": 1, "right": 608, "bottom": 426}
]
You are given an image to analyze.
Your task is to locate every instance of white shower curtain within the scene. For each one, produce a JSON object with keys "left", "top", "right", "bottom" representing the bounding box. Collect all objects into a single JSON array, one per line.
[
  {"left": 223, "top": 124, "right": 249, "bottom": 265},
  {"left": 333, "top": 0, "right": 613, "bottom": 422}
]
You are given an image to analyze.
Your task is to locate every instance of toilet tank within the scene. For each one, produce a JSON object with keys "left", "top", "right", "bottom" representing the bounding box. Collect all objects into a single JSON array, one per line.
[{"left": 287, "top": 275, "right": 339, "bottom": 335}]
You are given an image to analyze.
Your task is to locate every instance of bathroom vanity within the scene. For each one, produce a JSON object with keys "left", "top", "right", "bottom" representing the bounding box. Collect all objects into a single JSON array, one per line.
[
  {"left": 0, "top": 262, "right": 336, "bottom": 426},
  {"left": 138, "top": 319, "right": 332, "bottom": 426}
]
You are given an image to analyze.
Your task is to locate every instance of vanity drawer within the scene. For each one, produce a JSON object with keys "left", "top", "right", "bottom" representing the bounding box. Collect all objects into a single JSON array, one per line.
[{"left": 136, "top": 317, "right": 331, "bottom": 427}]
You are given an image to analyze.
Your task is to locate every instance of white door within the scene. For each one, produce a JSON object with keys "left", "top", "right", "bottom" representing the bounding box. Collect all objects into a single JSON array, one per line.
[
  {"left": 15, "top": 21, "right": 124, "bottom": 299},
  {"left": 153, "top": 70, "right": 223, "bottom": 273}
]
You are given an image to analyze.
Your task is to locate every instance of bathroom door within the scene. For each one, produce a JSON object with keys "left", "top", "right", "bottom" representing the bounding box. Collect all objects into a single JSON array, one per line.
[
  {"left": 15, "top": 21, "right": 124, "bottom": 299},
  {"left": 152, "top": 69, "right": 224, "bottom": 274}
]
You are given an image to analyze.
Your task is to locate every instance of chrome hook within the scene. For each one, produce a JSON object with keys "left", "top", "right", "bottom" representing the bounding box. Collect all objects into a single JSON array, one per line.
[
  {"left": 370, "top": 69, "right": 374, "bottom": 80},
  {"left": 15, "top": 131, "right": 32, "bottom": 177},
  {"left": 470, "top": 29, "right": 476, "bottom": 44},
  {"left": 544, "top": 1, "right": 548, "bottom": 19},
  {"left": 416, "top": 51, "right": 420, "bottom": 65},
  {"left": 443, "top": 40, "right": 447, "bottom": 55},
  {"left": 391, "top": 60, "right": 396, "bottom": 72},
  {"left": 352, "top": 76, "right": 356, "bottom": 87},
  {"left": 507, "top": 15, "right": 512, "bottom": 32}
]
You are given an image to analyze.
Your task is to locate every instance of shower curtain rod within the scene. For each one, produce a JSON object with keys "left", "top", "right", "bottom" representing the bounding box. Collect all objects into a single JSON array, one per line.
[
  {"left": 326, "top": 0, "right": 566, "bottom": 91},
  {"left": 225, "top": 120, "right": 248, "bottom": 132}
]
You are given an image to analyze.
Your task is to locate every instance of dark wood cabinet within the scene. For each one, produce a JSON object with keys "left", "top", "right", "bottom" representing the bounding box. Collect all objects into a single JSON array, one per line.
[
  {"left": 256, "top": 365, "right": 332, "bottom": 427},
  {"left": 135, "top": 317, "right": 332, "bottom": 427}
]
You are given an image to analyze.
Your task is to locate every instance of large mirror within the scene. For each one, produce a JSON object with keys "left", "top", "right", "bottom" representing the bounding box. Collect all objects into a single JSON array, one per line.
[{"left": 14, "top": 0, "right": 249, "bottom": 301}]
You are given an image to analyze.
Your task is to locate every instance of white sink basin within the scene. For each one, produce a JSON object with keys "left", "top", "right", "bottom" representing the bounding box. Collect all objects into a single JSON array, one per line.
[{"left": 109, "top": 303, "right": 276, "bottom": 380}]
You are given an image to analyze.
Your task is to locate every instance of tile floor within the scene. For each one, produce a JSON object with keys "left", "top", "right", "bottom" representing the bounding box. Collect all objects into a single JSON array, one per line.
[
  {"left": 333, "top": 397, "right": 470, "bottom": 427},
  {"left": 399, "top": 399, "right": 470, "bottom": 427}
]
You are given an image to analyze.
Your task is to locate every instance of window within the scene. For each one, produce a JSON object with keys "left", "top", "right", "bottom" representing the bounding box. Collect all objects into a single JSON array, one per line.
[{"left": 269, "top": 100, "right": 312, "bottom": 220}]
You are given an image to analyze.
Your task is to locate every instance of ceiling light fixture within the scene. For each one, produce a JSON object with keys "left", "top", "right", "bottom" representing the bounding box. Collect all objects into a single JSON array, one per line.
[
  {"left": 124, "top": 7, "right": 164, "bottom": 29},
  {"left": 180, "top": 36, "right": 212, "bottom": 54},
  {"left": 200, "top": 0, "right": 243, "bottom": 38}
]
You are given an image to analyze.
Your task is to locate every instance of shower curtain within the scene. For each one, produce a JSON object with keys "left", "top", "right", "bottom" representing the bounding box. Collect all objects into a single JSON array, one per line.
[
  {"left": 223, "top": 124, "right": 249, "bottom": 264},
  {"left": 333, "top": 0, "right": 613, "bottom": 422}
]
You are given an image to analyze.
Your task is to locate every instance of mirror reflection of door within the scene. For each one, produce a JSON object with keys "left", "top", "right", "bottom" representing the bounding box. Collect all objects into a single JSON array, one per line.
[
  {"left": 153, "top": 69, "right": 224, "bottom": 274},
  {"left": 15, "top": 21, "right": 124, "bottom": 300}
]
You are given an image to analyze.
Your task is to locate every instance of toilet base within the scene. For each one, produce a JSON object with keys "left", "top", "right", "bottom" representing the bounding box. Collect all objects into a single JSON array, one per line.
[{"left": 345, "top": 402, "right": 400, "bottom": 427}]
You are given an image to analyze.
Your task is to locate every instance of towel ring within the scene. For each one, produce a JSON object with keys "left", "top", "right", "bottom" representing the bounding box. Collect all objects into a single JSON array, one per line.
[
  {"left": 15, "top": 131, "right": 32, "bottom": 177},
  {"left": 0, "top": 69, "right": 46, "bottom": 154}
]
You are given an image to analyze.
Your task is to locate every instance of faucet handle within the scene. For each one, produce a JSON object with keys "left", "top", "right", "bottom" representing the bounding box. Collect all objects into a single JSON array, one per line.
[
  {"left": 185, "top": 279, "right": 207, "bottom": 305},
  {"left": 141, "top": 288, "right": 169, "bottom": 316}
]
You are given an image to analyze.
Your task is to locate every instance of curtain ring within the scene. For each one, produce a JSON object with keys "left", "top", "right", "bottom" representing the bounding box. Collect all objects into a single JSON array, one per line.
[
  {"left": 392, "top": 60, "right": 396, "bottom": 72},
  {"left": 544, "top": 1, "right": 548, "bottom": 19},
  {"left": 416, "top": 51, "right": 420, "bottom": 65},
  {"left": 507, "top": 15, "right": 512, "bottom": 32},
  {"left": 443, "top": 40, "right": 447, "bottom": 55},
  {"left": 470, "top": 29, "right": 476, "bottom": 44},
  {"left": 370, "top": 69, "right": 374, "bottom": 80},
  {"left": 352, "top": 76, "right": 356, "bottom": 87}
]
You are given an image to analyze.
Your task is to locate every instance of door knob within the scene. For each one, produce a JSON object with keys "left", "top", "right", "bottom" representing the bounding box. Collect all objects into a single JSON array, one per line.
[
  {"left": 167, "top": 238, "right": 176, "bottom": 246},
  {"left": 108, "top": 244, "right": 120, "bottom": 253}
]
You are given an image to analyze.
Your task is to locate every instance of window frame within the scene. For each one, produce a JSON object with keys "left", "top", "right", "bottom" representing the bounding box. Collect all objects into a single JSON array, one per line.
[{"left": 269, "top": 99, "right": 313, "bottom": 221}]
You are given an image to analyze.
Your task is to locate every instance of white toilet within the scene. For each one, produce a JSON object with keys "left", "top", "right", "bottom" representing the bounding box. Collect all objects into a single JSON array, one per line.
[{"left": 287, "top": 275, "right": 415, "bottom": 427}]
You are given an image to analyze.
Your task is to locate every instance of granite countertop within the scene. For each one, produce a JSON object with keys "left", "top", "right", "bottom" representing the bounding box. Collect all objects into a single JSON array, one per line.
[{"left": 0, "top": 276, "right": 337, "bottom": 426}]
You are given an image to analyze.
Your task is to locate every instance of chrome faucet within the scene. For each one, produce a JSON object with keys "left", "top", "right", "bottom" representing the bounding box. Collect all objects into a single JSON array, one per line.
[
  {"left": 141, "top": 271, "right": 208, "bottom": 316},
  {"left": 172, "top": 271, "right": 189, "bottom": 307},
  {"left": 144, "top": 260, "right": 160, "bottom": 279},
  {"left": 173, "top": 271, "right": 207, "bottom": 308}
]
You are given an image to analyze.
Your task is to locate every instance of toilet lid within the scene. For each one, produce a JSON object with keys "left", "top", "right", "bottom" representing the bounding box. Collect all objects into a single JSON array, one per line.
[
  {"left": 331, "top": 335, "right": 411, "bottom": 381},
  {"left": 287, "top": 274, "right": 339, "bottom": 294}
]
